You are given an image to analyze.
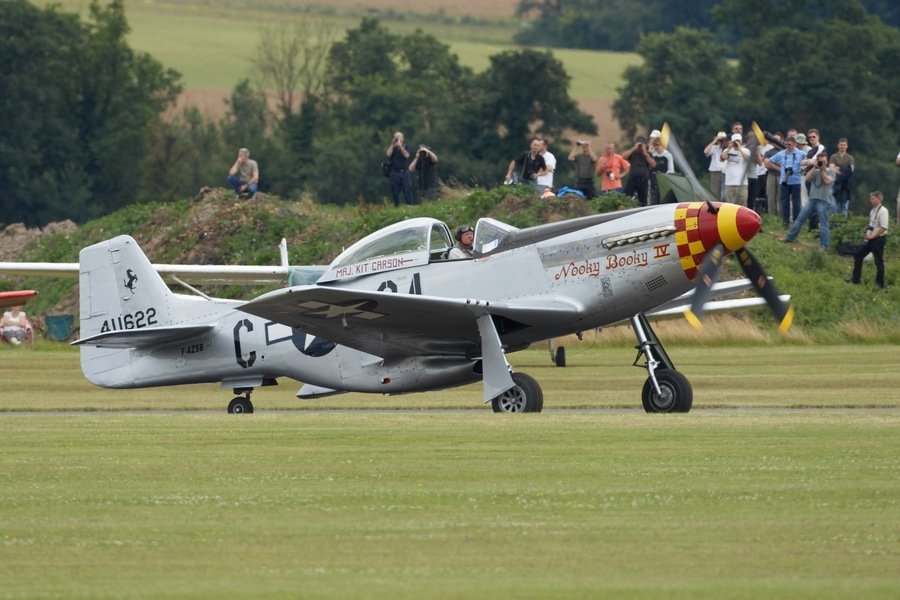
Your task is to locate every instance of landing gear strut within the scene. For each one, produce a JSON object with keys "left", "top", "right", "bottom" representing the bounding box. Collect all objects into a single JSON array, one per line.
[
  {"left": 227, "top": 389, "right": 254, "bottom": 414},
  {"left": 631, "top": 313, "right": 692, "bottom": 413}
]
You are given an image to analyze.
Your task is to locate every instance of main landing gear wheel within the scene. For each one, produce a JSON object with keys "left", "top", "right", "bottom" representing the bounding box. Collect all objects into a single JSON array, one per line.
[
  {"left": 491, "top": 372, "right": 544, "bottom": 413},
  {"left": 227, "top": 396, "right": 254, "bottom": 414},
  {"left": 642, "top": 369, "right": 692, "bottom": 413}
]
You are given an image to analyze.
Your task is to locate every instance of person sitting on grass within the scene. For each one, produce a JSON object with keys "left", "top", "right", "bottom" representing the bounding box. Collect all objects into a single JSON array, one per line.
[{"left": 1, "top": 305, "right": 33, "bottom": 346}]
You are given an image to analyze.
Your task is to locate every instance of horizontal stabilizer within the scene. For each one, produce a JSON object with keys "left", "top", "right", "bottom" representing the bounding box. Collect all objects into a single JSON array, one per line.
[{"left": 73, "top": 325, "right": 214, "bottom": 349}]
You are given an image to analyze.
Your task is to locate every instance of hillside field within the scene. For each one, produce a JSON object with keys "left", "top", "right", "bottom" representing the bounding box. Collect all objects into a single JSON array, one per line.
[{"left": 37, "top": 0, "right": 639, "bottom": 136}]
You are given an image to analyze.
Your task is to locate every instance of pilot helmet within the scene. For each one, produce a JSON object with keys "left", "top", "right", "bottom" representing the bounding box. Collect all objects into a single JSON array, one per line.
[{"left": 455, "top": 224, "right": 474, "bottom": 242}]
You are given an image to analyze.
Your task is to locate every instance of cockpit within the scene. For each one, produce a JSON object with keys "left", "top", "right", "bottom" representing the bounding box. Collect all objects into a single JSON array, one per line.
[{"left": 318, "top": 217, "right": 520, "bottom": 282}]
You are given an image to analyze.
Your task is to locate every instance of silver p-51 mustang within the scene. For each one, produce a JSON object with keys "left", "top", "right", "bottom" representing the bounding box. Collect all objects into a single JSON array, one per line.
[{"left": 70, "top": 198, "right": 790, "bottom": 414}]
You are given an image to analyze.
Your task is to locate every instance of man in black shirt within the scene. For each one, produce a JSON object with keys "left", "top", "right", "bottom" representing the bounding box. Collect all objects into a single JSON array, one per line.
[
  {"left": 505, "top": 139, "right": 547, "bottom": 187},
  {"left": 385, "top": 131, "right": 415, "bottom": 206},
  {"left": 410, "top": 145, "right": 439, "bottom": 201},
  {"left": 622, "top": 135, "right": 656, "bottom": 206}
]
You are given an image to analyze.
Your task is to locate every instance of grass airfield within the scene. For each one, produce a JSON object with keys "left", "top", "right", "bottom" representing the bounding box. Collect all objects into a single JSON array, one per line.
[{"left": 1, "top": 345, "right": 898, "bottom": 598}]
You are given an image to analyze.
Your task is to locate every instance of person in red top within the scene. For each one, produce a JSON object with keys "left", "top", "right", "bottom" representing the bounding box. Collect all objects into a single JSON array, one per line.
[{"left": 596, "top": 142, "right": 630, "bottom": 194}]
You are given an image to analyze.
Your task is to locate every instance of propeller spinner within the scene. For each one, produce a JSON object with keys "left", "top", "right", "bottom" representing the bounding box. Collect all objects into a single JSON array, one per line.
[{"left": 659, "top": 122, "right": 793, "bottom": 334}]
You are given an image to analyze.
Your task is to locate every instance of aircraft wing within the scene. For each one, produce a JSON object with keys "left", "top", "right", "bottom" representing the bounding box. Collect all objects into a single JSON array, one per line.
[
  {"left": 0, "top": 261, "right": 293, "bottom": 285},
  {"left": 0, "top": 290, "right": 39, "bottom": 309},
  {"left": 239, "top": 285, "right": 581, "bottom": 359},
  {"left": 73, "top": 325, "right": 215, "bottom": 349}
]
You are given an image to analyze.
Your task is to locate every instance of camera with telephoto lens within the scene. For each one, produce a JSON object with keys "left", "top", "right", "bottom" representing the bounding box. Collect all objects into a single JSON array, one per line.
[{"left": 784, "top": 167, "right": 794, "bottom": 176}]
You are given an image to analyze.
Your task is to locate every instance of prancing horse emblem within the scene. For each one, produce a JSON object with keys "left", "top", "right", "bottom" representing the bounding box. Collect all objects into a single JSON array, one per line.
[{"left": 124, "top": 269, "right": 138, "bottom": 293}]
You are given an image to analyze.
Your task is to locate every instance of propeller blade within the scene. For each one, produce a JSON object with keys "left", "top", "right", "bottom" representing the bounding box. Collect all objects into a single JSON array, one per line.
[
  {"left": 751, "top": 121, "right": 766, "bottom": 146},
  {"left": 660, "top": 122, "right": 671, "bottom": 150},
  {"left": 685, "top": 243, "right": 726, "bottom": 330},
  {"left": 734, "top": 246, "right": 794, "bottom": 334}
]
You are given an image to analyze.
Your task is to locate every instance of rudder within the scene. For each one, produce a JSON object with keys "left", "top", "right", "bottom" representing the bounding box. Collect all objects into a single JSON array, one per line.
[{"left": 79, "top": 235, "right": 173, "bottom": 338}]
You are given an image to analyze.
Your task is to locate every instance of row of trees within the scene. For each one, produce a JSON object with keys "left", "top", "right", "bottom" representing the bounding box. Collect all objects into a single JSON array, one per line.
[
  {"left": 514, "top": 0, "right": 900, "bottom": 51},
  {"left": 1, "top": 2, "right": 595, "bottom": 226},
  {"left": 1, "top": 0, "right": 180, "bottom": 226},
  {"left": 4, "top": 0, "right": 897, "bottom": 226},
  {"left": 613, "top": 0, "right": 900, "bottom": 201}
]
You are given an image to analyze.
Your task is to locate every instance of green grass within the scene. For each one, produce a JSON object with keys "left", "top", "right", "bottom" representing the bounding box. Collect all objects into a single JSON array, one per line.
[
  {"left": 2, "top": 344, "right": 899, "bottom": 411},
  {"left": 1, "top": 346, "right": 898, "bottom": 597}
]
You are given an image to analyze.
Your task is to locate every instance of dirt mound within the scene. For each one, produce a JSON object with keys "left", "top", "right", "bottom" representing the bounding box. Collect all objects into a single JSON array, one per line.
[{"left": 0, "top": 220, "right": 77, "bottom": 261}]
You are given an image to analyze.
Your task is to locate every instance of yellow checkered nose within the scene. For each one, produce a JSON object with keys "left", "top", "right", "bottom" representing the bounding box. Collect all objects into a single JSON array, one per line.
[{"left": 674, "top": 202, "right": 761, "bottom": 280}]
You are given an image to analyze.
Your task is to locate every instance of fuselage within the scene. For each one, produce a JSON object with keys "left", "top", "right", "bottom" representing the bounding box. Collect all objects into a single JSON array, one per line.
[{"left": 80, "top": 202, "right": 760, "bottom": 398}]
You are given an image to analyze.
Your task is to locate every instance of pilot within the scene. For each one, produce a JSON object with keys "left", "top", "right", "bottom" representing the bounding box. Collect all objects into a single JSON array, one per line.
[{"left": 448, "top": 225, "right": 475, "bottom": 259}]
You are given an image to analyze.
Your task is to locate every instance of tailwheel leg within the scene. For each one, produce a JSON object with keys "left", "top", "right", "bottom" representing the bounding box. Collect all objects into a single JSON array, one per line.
[
  {"left": 227, "top": 389, "right": 254, "bottom": 414},
  {"left": 630, "top": 314, "right": 692, "bottom": 413}
]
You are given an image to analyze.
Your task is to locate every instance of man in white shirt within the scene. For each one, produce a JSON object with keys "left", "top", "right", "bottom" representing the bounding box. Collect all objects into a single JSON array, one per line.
[
  {"left": 536, "top": 139, "right": 556, "bottom": 191},
  {"left": 704, "top": 132, "right": 728, "bottom": 200},
  {"left": 720, "top": 133, "right": 750, "bottom": 206},
  {"left": 849, "top": 191, "right": 889, "bottom": 289}
]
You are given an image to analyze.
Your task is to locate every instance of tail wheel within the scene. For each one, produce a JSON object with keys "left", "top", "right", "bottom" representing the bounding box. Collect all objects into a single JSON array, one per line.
[
  {"left": 491, "top": 372, "right": 544, "bottom": 413},
  {"left": 641, "top": 369, "right": 692, "bottom": 413}
]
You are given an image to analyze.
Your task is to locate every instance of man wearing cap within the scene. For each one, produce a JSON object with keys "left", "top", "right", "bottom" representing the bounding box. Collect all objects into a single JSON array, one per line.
[
  {"left": 227, "top": 148, "right": 259, "bottom": 199},
  {"left": 703, "top": 132, "right": 729, "bottom": 200},
  {"left": 448, "top": 225, "right": 475, "bottom": 259},
  {"left": 647, "top": 129, "right": 674, "bottom": 205},
  {"left": 765, "top": 135, "right": 808, "bottom": 227},
  {"left": 622, "top": 135, "right": 656, "bottom": 206},
  {"left": 720, "top": 133, "right": 751, "bottom": 206}
]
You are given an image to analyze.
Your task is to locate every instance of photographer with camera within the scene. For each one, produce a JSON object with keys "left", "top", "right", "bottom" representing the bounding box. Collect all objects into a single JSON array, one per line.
[
  {"left": 385, "top": 132, "right": 415, "bottom": 206},
  {"left": 779, "top": 152, "right": 835, "bottom": 251},
  {"left": 765, "top": 135, "right": 808, "bottom": 227},
  {"left": 622, "top": 135, "right": 656, "bottom": 206},
  {"left": 703, "top": 132, "right": 729, "bottom": 200},
  {"left": 849, "top": 191, "right": 889, "bottom": 288},
  {"left": 505, "top": 139, "right": 547, "bottom": 188},
  {"left": 409, "top": 144, "right": 439, "bottom": 201},
  {"left": 568, "top": 139, "right": 598, "bottom": 199},
  {"left": 719, "top": 133, "right": 751, "bottom": 206},
  {"left": 596, "top": 142, "right": 629, "bottom": 195}
]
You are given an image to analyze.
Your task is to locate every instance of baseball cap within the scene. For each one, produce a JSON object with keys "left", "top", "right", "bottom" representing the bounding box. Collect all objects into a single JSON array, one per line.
[
  {"left": 731, "top": 133, "right": 742, "bottom": 142},
  {"left": 650, "top": 129, "right": 661, "bottom": 138},
  {"left": 795, "top": 133, "right": 807, "bottom": 144}
]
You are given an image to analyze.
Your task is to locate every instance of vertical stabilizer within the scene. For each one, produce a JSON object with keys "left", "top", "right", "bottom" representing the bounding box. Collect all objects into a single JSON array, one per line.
[
  {"left": 78, "top": 236, "right": 174, "bottom": 388},
  {"left": 79, "top": 235, "right": 173, "bottom": 337}
]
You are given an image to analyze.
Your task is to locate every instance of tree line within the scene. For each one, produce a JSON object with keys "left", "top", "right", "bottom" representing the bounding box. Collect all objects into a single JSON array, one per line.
[
  {"left": 1, "top": 2, "right": 594, "bottom": 226},
  {"left": 3, "top": 0, "right": 898, "bottom": 227},
  {"left": 514, "top": 0, "right": 899, "bottom": 51}
]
